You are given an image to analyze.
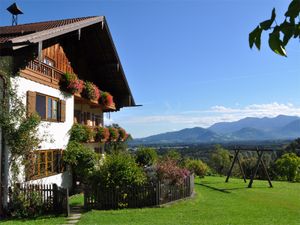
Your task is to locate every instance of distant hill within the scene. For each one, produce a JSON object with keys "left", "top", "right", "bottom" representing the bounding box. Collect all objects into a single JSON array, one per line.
[
  {"left": 208, "top": 115, "right": 299, "bottom": 134},
  {"left": 276, "top": 119, "right": 300, "bottom": 139},
  {"left": 132, "top": 127, "right": 222, "bottom": 145},
  {"left": 130, "top": 115, "right": 300, "bottom": 145}
]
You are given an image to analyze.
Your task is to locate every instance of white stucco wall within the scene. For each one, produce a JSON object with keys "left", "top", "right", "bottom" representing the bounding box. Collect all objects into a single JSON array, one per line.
[
  {"left": 10, "top": 77, "right": 74, "bottom": 188},
  {"left": 12, "top": 77, "right": 73, "bottom": 150},
  {"left": 28, "top": 171, "right": 72, "bottom": 189}
]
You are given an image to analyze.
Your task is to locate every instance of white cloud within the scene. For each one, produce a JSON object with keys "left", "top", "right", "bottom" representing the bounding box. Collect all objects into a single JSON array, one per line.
[{"left": 124, "top": 102, "right": 300, "bottom": 125}]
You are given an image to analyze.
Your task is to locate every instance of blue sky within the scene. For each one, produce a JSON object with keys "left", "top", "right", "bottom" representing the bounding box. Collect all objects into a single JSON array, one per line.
[{"left": 1, "top": 0, "right": 300, "bottom": 138}]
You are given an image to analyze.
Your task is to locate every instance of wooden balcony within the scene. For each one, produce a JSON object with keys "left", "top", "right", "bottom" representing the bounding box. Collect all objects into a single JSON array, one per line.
[{"left": 20, "top": 60, "right": 64, "bottom": 89}]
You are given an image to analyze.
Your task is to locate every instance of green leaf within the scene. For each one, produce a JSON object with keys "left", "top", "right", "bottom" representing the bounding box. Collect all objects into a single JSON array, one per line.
[
  {"left": 293, "top": 23, "right": 300, "bottom": 38},
  {"left": 254, "top": 29, "right": 262, "bottom": 50},
  {"left": 260, "top": 19, "right": 273, "bottom": 30},
  {"left": 249, "top": 26, "right": 262, "bottom": 49},
  {"left": 280, "top": 20, "right": 295, "bottom": 46},
  {"left": 268, "top": 32, "right": 287, "bottom": 57},
  {"left": 271, "top": 8, "right": 276, "bottom": 21},
  {"left": 285, "top": 0, "right": 300, "bottom": 19}
]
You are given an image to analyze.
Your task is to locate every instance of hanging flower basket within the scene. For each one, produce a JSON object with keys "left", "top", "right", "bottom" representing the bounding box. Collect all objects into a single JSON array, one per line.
[
  {"left": 82, "top": 81, "right": 101, "bottom": 102},
  {"left": 59, "top": 72, "right": 84, "bottom": 95},
  {"left": 118, "top": 128, "right": 127, "bottom": 141},
  {"left": 101, "top": 92, "right": 115, "bottom": 108},
  {"left": 95, "top": 126, "right": 110, "bottom": 142},
  {"left": 108, "top": 127, "right": 119, "bottom": 142}
]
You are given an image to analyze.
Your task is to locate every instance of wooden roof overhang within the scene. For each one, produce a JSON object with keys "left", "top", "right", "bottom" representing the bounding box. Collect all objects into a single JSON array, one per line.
[{"left": 1, "top": 16, "right": 136, "bottom": 111}]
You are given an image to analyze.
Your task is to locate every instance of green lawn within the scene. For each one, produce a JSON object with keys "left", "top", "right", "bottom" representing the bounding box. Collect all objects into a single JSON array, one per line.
[
  {"left": 0, "top": 215, "right": 66, "bottom": 225},
  {"left": 1, "top": 176, "right": 299, "bottom": 225},
  {"left": 78, "top": 176, "right": 300, "bottom": 225}
]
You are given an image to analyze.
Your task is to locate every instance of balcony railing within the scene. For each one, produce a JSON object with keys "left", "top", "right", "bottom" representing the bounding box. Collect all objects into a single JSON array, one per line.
[{"left": 21, "top": 60, "right": 64, "bottom": 87}]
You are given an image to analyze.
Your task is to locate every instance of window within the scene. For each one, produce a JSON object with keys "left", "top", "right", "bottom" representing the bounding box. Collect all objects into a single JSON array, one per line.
[
  {"left": 35, "top": 93, "right": 59, "bottom": 121},
  {"left": 27, "top": 91, "right": 66, "bottom": 122},
  {"left": 27, "top": 149, "right": 64, "bottom": 180},
  {"left": 74, "top": 110, "right": 103, "bottom": 126},
  {"left": 43, "top": 57, "right": 55, "bottom": 67},
  {"left": 47, "top": 97, "right": 58, "bottom": 120}
]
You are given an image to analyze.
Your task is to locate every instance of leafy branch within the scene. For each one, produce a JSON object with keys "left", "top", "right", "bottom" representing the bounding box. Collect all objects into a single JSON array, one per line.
[{"left": 249, "top": 0, "right": 300, "bottom": 56}]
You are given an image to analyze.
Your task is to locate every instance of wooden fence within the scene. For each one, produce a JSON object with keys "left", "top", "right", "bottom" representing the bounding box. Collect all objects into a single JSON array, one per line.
[
  {"left": 8, "top": 183, "right": 69, "bottom": 216},
  {"left": 84, "top": 174, "right": 194, "bottom": 210}
]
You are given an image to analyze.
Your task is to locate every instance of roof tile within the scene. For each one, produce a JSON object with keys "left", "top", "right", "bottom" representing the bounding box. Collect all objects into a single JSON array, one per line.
[{"left": 0, "top": 16, "right": 97, "bottom": 43}]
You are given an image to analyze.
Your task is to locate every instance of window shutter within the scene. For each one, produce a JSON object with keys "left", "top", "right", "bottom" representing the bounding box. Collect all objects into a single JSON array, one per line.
[
  {"left": 60, "top": 100, "right": 66, "bottom": 122},
  {"left": 27, "top": 91, "right": 36, "bottom": 117}
]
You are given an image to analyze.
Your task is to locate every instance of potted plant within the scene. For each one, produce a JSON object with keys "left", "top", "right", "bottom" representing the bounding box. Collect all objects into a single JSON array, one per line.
[
  {"left": 101, "top": 92, "right": 115, "bottom": 108},
  {"left": 118, "top": 127, "right": 127, "bottom": 141},
  {"left": 69, "top": 123, "right": 95, "bottom": 143},
  {"left": 59, "top": 72, "right": 84, "bottom": 94},
  {"left": 108, "top": 127, "right": 119, "bottom": 142},
  {"left": 95, "top": 126, "right": 110, "bottom": 142},
  {"left": 82, "top": 81, "right": 101, "bottom": 102}
]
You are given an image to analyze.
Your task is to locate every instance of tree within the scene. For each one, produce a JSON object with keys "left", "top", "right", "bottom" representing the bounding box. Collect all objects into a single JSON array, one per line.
[
  {"left": 284, "top": 138, "right": 300, "bottom": 156},
  {"left": 135, "top": 147, "right": 158, "bottom": 167},
  {"left": 275, "top": 153, "right": 300, "bottom": 182},
  {"left": 249, "top": 0, "right": 300, "bottom": 56},
  {"left": 163, "top": 149, "right": 181, "bottom": 162},
  {"left": 63, "top": 141, "right": 97, "bottom": 184},
  {"left": 184, "top": 159, "right": 209, "bottom": 178},
  {"left": 209, "top": 145, "right": 231, "bottom": 175},
  {"left": 90, "top": 152, "right": 146, "bottom": 188}
]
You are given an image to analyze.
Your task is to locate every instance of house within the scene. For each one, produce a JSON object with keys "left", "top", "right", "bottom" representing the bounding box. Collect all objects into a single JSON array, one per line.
[{"left": 0, "top": 16, "right": 136, "bottom": 213}]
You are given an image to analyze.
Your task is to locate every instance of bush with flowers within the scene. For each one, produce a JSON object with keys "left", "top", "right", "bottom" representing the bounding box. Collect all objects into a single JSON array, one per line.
[
  {"left": 82, "top": 81, "right": 101, "bottom": 101},
  {"left": 59, "top": 72, "right": 84, "bottom": 94},
  {"left": 156, "top": 158, "right": 190, "bottom": 186}
]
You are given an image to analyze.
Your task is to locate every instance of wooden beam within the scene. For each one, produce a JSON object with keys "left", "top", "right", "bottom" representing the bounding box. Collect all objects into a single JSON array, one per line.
[{"left": 248, "top": 150, "right": 263, "bottom": 188}]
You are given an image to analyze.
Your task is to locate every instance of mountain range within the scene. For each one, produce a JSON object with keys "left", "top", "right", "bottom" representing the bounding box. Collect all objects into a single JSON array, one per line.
[{"left": 130, "top": 115, "right": 300, "bottom": 145}]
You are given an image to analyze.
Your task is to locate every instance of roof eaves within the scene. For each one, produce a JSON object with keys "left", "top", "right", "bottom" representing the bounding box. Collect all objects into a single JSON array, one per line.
[
  {"left": 102, "top": 18, "right": 136, "bottom": 106},
  {"left": 10, "top": 16, "right": 104, "bottom": 49}
]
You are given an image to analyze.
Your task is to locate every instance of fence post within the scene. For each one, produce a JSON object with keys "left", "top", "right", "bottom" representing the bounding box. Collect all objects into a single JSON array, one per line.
[
  {"left": 66, "top": 188, "right": 70, "bottom": 217},
  {"left": 53, "top": 184, "right": 58, "bottom": 213},
  {"left": 156, "top": 181, "right": 160, "bottom": 205}
]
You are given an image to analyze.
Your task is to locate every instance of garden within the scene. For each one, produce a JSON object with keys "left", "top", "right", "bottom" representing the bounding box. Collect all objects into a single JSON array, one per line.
[{"left": 2, "top": 176, "right": 299, "bottom": 225}]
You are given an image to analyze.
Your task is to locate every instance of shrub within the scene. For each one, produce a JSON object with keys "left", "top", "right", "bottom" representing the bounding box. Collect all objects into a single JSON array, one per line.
[
  {"left": 185, "top": 159, "right": 209, "bottom": 178},
  {"left": 275, "top": 153, "right": 300, "bottom": 182},
  {"left": 69, "top": 123, "right": 94, "bottom": 143},
  {"left": 63, "top": 141, "right": 97, "bottom": 183},
  {"left": 135, "top": 147, "right": 158, "bottom": 167},
  {"left": 82, "top": 81, "right": 101, "bottom": 101},
  {"left": 90, "top": 152, "right": 146, "bottom": 188},
  {"left": 95, "top": 126, "right": 110, "bottom": 142},
  {"left": 59, "top": 72, "right": 84, "bottom": 94},
  {"left": 156, "top": 158, "right": 190, "bottom": 186},
  {"left": 8, "top": 188, "right": 43, "bottom": 218}
]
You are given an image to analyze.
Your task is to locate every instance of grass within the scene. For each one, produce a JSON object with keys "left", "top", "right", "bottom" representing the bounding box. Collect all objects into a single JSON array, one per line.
[
  {"left": 69, "top": 193, "right": 84, "bottom": 207},
  {"left": 0, "top": 215, "right": 66, "bottom": 225},
  {"left": 1, "top": 177, "right": 299, "bottom": 225},
  {"left": 77, "top": 176, "right": 300, "bottom": 225}
]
